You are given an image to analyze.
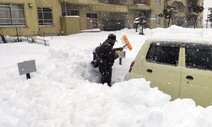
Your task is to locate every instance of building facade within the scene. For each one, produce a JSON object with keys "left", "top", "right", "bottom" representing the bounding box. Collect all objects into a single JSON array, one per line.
[
  {"left": 0, "top": 0, "right": 204, "bottom": 36},
  {"left": 166, "top": 0, "right": 204, "bottom": 28}
]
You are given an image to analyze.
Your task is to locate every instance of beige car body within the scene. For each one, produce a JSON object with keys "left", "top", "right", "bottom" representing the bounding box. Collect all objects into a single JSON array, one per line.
[{"left": 125, "top": 38, "right": 212, "bottom": 107}]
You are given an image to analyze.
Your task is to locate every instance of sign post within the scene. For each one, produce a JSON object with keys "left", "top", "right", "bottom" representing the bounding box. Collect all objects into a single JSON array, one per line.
[{"left": 17, "top": 60, "right": 37, "bottom": 80}]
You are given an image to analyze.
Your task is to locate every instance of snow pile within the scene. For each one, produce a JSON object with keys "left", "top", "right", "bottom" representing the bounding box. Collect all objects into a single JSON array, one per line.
[{"left": 1, "top": 26, "right": 212, "bottom": 127}]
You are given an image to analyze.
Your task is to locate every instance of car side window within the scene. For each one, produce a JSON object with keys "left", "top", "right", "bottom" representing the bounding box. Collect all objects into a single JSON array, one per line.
[
  {"left": 185, "top": 43, "right": 212, "bottom": 71},
  {"left": 146, "top": 42, "right": 180, "bottom": 66}
]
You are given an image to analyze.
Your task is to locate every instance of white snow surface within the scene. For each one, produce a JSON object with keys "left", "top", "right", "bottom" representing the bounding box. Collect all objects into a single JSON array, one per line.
[{"left": 1, "top": 26, "right": 212, "bottom": 127}]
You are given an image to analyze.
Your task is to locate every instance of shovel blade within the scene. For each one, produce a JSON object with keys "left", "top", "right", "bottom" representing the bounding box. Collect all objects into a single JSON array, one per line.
[{"left": 122, "top": 35, "right": 132, "bottom": 50}]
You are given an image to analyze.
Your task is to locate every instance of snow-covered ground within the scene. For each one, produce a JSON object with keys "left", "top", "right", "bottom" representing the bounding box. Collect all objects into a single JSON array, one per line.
[{"left": 1, "top": 26, "right": 212, "bottom": 127}]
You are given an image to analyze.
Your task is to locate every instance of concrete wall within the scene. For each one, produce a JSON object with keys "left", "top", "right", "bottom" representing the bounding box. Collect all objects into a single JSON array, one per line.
[
  {"left": 61, "top": 16, "right": 80, "bottom": 35},
  {"left": 149, "top": 0, "right": 165, "bottom": 28},
  {"left": 79, "top": 6, "right": 88, "bottom": 30}
]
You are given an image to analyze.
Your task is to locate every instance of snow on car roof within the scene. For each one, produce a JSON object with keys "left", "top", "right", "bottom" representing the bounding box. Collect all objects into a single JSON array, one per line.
[
  {"left": 148, "top": 33, "right": 212, "bottom": 45},
  {"left": 144, "top": 26, "right": 212, "bottom": 45},
  {"left": 146, "top": 37, "right": 212, "bottom": 45}
]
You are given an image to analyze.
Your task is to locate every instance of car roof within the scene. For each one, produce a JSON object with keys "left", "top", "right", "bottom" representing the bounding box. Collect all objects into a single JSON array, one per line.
[{"left": 145, "top": 37, "right": 212, "bottom": 45}]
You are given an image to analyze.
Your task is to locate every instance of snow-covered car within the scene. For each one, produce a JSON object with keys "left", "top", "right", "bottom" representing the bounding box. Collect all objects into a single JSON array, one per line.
[{"left": 124, "top": 37, "right": 212, "bottom": 107}]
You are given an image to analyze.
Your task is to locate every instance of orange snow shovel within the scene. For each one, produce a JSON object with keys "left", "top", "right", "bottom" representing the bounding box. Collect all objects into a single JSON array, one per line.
[{"left": 122, "top": 34, "right": 132, "bottom": 50}]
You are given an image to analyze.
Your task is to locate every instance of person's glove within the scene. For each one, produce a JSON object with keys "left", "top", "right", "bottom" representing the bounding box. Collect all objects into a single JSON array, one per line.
[{"left": 115, "top": 47, "right": 124, "bottom": 51}]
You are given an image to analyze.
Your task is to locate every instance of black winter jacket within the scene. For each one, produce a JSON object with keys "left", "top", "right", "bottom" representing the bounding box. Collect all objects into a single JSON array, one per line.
[{"left": 98, "top": 39, "right": 119, "bottom": 67}]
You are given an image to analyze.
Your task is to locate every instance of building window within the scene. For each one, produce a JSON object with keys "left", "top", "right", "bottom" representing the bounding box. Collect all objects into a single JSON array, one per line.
[
  {"left": 133, "top": 0, "right": 149, "bottom": 5},
  {"left": 61, "top": 2, "right": 79, "bottom": 16},
  {"left": 155, "top": 14, "right": 161, "bottom": 24},
  {"left": 99, "top": 0, "right": 127, "bottom": 5},
  {"left": 69, "top": 10, "right": 79, "bottom": 16},
  {"left": 0, "top": 3, "right": 25, "bottom": 26},
  {"left": 37, "top": 7, "right": 53, "bottom": 26},
  {"left": 155, "top": 0, "right": 161, "bottom": 4},
  {"left": 172, "top": 1, "right": 185, "bottom": 12},
  {"left": 87, "top": 13, "right": 97, "bottom": 18}
]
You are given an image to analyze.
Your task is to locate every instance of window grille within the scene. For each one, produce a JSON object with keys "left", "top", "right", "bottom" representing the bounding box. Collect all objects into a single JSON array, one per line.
[
  {"left": 61, "top": 2, "right": 79, "bottom": 16},
  {"left": 0, "top": 3, "right": 25, "bottom": 26},
  {"left": 37, "top": 7, "right": 53, "bottom": 26}
]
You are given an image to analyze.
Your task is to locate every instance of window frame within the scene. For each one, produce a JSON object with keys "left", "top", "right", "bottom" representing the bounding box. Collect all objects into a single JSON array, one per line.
[
  {"left": 0, "top": 3, "right": 26, "bottom": 27},
  {"left": 37, "top": 7, "right": 53, "bottom": 26},
  {"left": 61, "top": 2, "right": 79, "bottom": 17},
  {"left": 133, "top": 0, "right": 149, "bottom": 5}
]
